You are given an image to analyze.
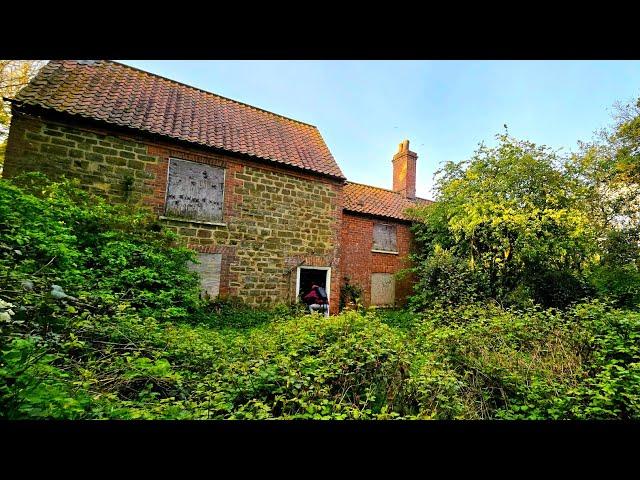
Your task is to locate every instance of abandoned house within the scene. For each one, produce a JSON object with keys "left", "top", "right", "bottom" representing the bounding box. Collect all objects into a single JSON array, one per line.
[{"left": 2, "top": 60, "right": 432, "bottom": 313}]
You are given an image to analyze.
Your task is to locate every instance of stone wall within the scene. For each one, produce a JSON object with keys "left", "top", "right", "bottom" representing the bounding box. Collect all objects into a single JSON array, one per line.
[
  {"left": 3, "top": 110, "right": 343, "bottom": 312},
  {"left": 159, "top": 159, "right": 343, "bottom": 311},
  {"left": 3, "top": 111, "right": 158, "bottom": 205}
]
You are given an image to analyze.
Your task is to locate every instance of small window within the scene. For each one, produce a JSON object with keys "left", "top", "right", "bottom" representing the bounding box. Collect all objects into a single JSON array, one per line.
[
  {"left": 165, "top": 158, "right": 225, "bottom": 222},
  {"left": 372, "top": 223, "right": 398, "bottom": 253},
  {"left": 371, "top": 273, "right": 395, "bottom": 306}
]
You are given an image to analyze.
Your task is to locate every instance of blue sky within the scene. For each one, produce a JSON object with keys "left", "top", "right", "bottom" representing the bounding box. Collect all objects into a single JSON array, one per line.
[{"left": 119, "top": 60, "right": 640, "bottom": 199}]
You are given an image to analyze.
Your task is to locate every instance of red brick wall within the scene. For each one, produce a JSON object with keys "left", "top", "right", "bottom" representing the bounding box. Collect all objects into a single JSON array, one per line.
[{"left": 340, "top": 212, "right": 414, "bottom": 307}]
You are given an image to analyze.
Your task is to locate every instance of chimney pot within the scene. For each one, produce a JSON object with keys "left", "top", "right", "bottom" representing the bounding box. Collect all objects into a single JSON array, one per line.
[{"left": 392, "top": 139, "right": 418, "bottom": 199}]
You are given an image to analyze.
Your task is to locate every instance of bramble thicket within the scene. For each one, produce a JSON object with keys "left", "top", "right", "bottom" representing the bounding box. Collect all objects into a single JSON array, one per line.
[{"left": 1, "top": 98, "right": 638, "bottom": 419}]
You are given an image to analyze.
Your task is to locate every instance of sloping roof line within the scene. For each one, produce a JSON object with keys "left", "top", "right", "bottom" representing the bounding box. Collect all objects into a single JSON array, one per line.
[
  {"left": 346, "top": 180, "right": 432, "bottom": 200},
  {"left": 12, "top": 60, "right": 345, "bottom": 180},
  {"left": 108, "top": 61, "right": 318, "bottom": 128},
  {"left": 343, "top": 181, "right": 433, "bottom": 221}
]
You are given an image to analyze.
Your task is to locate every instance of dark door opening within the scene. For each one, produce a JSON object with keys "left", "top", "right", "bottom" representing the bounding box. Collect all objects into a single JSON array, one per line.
[{"left": 298, "top": 268, "right": 329, "bottom": 301}]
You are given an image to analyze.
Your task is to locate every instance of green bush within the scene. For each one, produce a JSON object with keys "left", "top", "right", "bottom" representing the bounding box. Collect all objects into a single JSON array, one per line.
[
  {"left": 339, "top": 276, "right": 364, "bottom": 312},
  {"left": 0, "top": 337, "right": 93, "bottom": 419},
  {"left": 1, "top": 173, "right": 204, "bottom": 321},
  {"left": 408, "top": 245, "right": 488, "bottom": 309},
  {"left": 400, "top": 303, "right": 587, "bottom": 419},
  {"left": 373, "top": 308, "right": 419, "bottom": 331},
  {"left": 197, "top": 296, "right": 299, "bottom": 330},
  {"left": 554, "top": 302, "right": 640, "bottom": 419},
  {"left": 588, "top": 265, "right": 640, "bottom": 309},
  {"left": 0, "top": 174, "right": 203, "bottom": 418},
  {"left": 587, "top": 229, "right": 640, "bottom": 309},
  {"left": 194, "top": 312, "right": 410, "bottom": 419}
]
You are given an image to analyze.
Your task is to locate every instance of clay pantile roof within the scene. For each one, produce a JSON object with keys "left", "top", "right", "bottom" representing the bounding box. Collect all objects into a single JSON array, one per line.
[
  {"left": 343, "top": 181, "right": 433, "bottom": 221},
  {"left": 12, "top": 60, "right": 345, "bottom": 180}
]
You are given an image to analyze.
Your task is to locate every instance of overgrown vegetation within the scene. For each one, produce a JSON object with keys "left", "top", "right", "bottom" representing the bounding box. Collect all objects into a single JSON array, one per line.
[
  {"left": 1, "top": 95, "right": 639, "bottom": 420},
  {"left": 1, "top": 172, "right": 639, "bottom": 419},
  {"left": 404, "top": 302, "right": 639, "bottom": 419},
  {"left": 408, "top": 100, "right": 639, "bottom": 311},
  {"left": 339, "top": 276, "right": 364, "bottom": 312}
]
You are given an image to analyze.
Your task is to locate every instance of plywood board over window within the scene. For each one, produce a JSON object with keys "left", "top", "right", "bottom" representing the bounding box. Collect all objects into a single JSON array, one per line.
[
  {"left": 371, "top": 273, "right": 395, "bottom": 306},
  {"left": 188, "top": 253, "right": 222, "bottom": 299},
  {"left": 372, "top": 223, "right": 398, "bottom": 253},
  {"left": 165, "top": 158, "right": 225, "bottom": 222}
]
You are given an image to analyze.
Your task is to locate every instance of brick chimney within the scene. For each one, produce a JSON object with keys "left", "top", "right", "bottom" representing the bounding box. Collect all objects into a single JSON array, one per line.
[{"left": 392, "top": 139, "right": 417, "bottom": 199}]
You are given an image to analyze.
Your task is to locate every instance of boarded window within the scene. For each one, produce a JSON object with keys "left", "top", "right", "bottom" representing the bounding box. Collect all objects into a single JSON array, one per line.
[
  {"left": 165, "top": 158, "right": 225, "bottom": 222},
  {"left": 371, "top": 273, "right": 395, "bottom": 306},
  {"left": 372, "top": 223, "right": 397, "bottom": 252},
  {"left": 188, "top": 253, "right": 222, "bottom": 299}
]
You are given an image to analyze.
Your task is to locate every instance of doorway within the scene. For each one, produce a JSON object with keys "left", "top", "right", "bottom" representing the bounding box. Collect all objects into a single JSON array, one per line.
[{"left": 296, "top": 266, "right": 331, "bottom": 303}]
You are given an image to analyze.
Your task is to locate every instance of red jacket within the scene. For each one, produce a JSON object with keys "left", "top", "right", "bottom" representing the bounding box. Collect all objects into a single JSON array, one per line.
[{"left": 303, "top": 288, "right": 325, "bottom": 305}]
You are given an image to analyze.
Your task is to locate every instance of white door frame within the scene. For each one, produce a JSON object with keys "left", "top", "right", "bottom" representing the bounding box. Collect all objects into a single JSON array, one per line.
[{"left": 296, "top": 266, "right": 331, "bottom": 302}]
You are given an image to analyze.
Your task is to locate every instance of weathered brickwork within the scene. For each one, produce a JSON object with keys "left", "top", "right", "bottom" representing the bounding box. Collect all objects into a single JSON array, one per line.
[
  {"left": 340, "top": 212, "right": 414, "bottom": 307},
  {"left": 4, "top": 111, "right": 159, "bottom": 205},
  {"left": 3, "top": 111, "right": 343, "bottom": 312}
]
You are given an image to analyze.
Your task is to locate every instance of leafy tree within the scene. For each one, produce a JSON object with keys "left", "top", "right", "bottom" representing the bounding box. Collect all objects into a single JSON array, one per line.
[
  {"left": 570, "top": 97, "right": 640, "bottom": 307},
  {"left": 408, "top": 133, "right": 598, "bottom": 309},
  {"left": 569, "top": 97, "right": 640, "bottom": 232},
  {"left": 611, "top": 98, "right": 640, "bottom": 185}
]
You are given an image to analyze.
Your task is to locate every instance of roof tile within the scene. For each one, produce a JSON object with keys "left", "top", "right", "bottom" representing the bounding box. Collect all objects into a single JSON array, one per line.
[
  {"left": 343, "top": 182, "right": 432, "bottom": 221},
  {"left": 13, "top": 60, "right": 345, "bottom": 180}
]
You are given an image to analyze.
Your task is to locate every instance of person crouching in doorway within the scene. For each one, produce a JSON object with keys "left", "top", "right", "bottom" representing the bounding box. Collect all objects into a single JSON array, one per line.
[{"left": 303, "top": 284, "right": 329, "bottom": 317}]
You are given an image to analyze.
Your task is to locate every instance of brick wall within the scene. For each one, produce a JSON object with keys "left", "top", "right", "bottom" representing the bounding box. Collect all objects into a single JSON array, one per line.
[
  {"left": 392, "top": 140, "right": 417, "bottom": 199},
  {"left": 3, "top": 110, "right": 343, "bottom": 312},
  {"left": 340, "top": 212, "right": 414, "bottom": 307}
]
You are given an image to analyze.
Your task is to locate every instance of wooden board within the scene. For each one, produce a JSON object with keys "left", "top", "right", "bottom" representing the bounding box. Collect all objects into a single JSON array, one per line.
[
  {"left": 371, "top": 273, "right": 395, "bottom": 306},
  {"left": 373, "top": 223, "right": 398, "bottom": 252},
  {"left": 188, "top": 253, "right": 222, "bottom": 299},
  {"left": 165, "top": 158, "right": 225, "bottom": 222}
]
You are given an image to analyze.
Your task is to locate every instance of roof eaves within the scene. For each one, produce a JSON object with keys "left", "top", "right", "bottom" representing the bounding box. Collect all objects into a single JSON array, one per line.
[{"left": 343, "top": 208, "right": 413, "bottom": 223}]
